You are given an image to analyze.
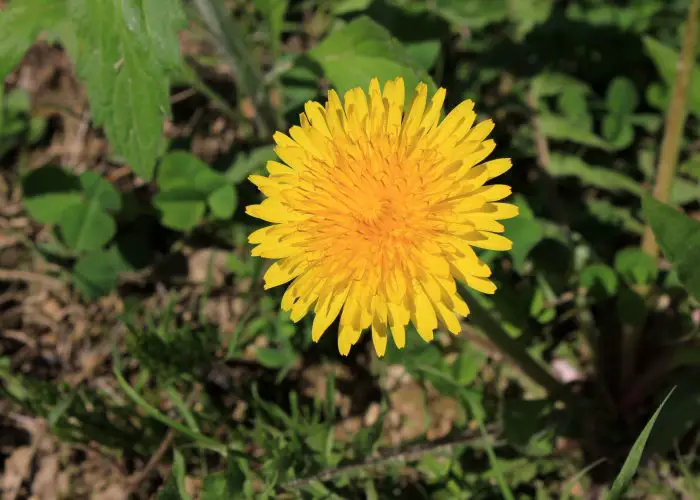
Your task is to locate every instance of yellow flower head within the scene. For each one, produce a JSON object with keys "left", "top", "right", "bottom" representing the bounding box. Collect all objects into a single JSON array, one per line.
[{"left": 246, "top": 77, "right": 518, "bottom": 357}]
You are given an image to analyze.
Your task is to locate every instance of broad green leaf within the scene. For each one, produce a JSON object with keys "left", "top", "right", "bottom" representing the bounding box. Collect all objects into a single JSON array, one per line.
[
  {"left": 452, "top": 342, "right": 486, "bottom": 386},
  {"left": 608, "top": 388, "right": 675, "bottom": 500},
  {"left": 79, "top": 171, "right": 121, "bottom": 212},
  {"left": 256, "top": 346, "right": 296, "bottom": 369},
  {"left": 22, "top": 166, "right": 82, "bottom": 224},
  {"left": 614, "top": 247, "right": 658, "bottom": 286},
  {"left": 642, "top": 195, "right": 700, "bottom": 300},
  {"left": 670, "top": 177, "right": 700, "bottom": 206},
  {"left": 59, "top": 202, "right": 116, "bottom": 252},
  {"left": 308, "top": 16, "right": 436, "bottom": 96},
  {"left": 333, "top": 0, "right": 372, "bottom": 15},
  {"left": 429, "top": 0, "right": 509, "bottom": 29},
  {"left": 643, "top": 36, "right": 700, "bottom": 117},
  {"left": 602, "top": 77, "right": 637, "bottom": 150},
  {"left": 538, "top": 114, "right": 610, "bottom": 149},
  {"left": 254, "top": 0, "right": 288, "bottom": 56},
  {"left": 580, "top": 264, "right": 618, "bottom": 298},
  {"left": 509, "top": 0, "right": 553, "bottom": 40},
  {"left": 531, "top": 72, "right": 591, "bottom": 98},
  {"left": 557, "top": 87, "right": 592, "bottom": 132},
  {"left": 68, "top": 0, "right": 169, "bottom": 181},
  {"left": 606, "top": 77, "right": 638, "bottom": 115},
  {"left": 549, "top": 154, "right": 642, "bottom": 196},
  {"left": 679, "top": 154, "right": 700, "bottom": 181},
  {"left": 72, "top": 250, "right": 120, "bottom": 299},
  {"left": 153, "top": 189, "right": 207, "bottom": 231},
  {"left": 503, "top": 215, "right": 544, "bottom": 272},
  {"left": 405, "top": 40, "right": 441, "bottom": 70},
  {"left": 158, "top": 151, "right": 212, "bottom": 191},
  {"left": 0, "top": 0, "right": 67, "bottom": 81},
  {"left": 208, "top": 184, "right": 238, "bottom": 219},
  {"left": 602, "top": 115, "right": 634, "bottom": 150},
  {"left": 141, "top": 0, "right": 187, "bottom": 69}
]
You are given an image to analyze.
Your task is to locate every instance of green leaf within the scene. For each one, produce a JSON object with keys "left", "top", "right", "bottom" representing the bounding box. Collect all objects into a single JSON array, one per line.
[
  {"left": 158, "top": 151, "right": 212, "bottom": 191},
  {"left": 601, "top": 115, "right": 634, "bottom": 150},
  {"left": 531, "top": 72, "right": 591, "bottom": 98},
  {"left": 606, "top": 77, "right": 638, "bottom": 115},
  {"left": 614, "top": 247, "right": 658, "bottom": 286},
  {"left": 679, "top": 154, "right": 700, "bottom": 181},
  {"left": 332, "top": 0, "right": 372, "bottom": 15},
  {"left": 452, "top": 342, "right": 485, "bottom": 386},
  {"left": 0, "top": 0, "right": 67, "bottom": 81},
  {"left": 256, "top": 346, "right": 296, "bottom": 369},
  {"left": 254, "top": 0, "right": 288, "bottom": 56},
  {"left": 509, "top": 0, "right": 553, "bottom": 41},
  {"left": 72, "top": 250, "right": 120, "bottom": 299},
  {"left": 538, "top": 114, "right": 610, "bottom": 149},
  {"left": 580, "top": 264, "right": 618, "bottom": 298},
  {"left": 429, "top": 0, "right": 509, "bottom": 29},
  {"left": 22, "top": 166, "right": 82, "bottom": 224},
  {"left": 79, "top": 171, "right": 121, "bottom": 211},
  {"left": 153, "top": 189, "right": 207, "bottom": 231},
  {"left": 208, "top": 184, "right": 238, "bottom": 219},
  {"left": 608, "top": 388, "right": 675, "bottom": 500},
  {"left": 586, "top": 199, "right": 644, "bottom": 234},
  {"left": 549, "top": 154, "right": 642, "bottom": 196},
  {"left": 202, "top": 458, "right": 250, "bottom": 500},
  {"left": 503, "top": 197, "right": 544, "bottom": 272},
  {"left": 642, "top": 195, "right": 700, "bottom": 300},
  {"left": 308, "top": 16, "right": 436, "bottom": 96},
  {"left": 69, "top": 0, "right": 169, "bottom": 181},
  {"left": 557, "top": 87, "right": 592, "bottom": 132},
  {"left": 172, "top": 450, "right": 191, "bottom": 500},
  {"left": 405, "top": 40, "right": 441, "bottom": 70},
  {"left": 59, "top": 202, "right": 116, "bottom": 252},
  {"left": 141, "top": 0, "right": 187, "bottom": 69},
  {"left": 643, "top": 36, "right": 700, "bottom": 118},
  {"left": 670, "top": 177, "right": 700, "bottom": 206}
]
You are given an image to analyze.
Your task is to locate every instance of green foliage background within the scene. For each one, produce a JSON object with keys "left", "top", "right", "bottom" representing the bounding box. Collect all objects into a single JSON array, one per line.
[{"left": 2, "top": 0, "right": 700, "bottom": 498}]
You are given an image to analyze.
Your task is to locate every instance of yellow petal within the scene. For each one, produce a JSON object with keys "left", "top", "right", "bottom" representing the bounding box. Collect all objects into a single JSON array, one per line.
[
  {"left": 465, "top": 276, "right": 497, "bottom": 294},
  {"left": 413, "top": 286, "right": 437, "bottom": 342},
  {"left": 465, "top": 231, "right": 513, "bottom": 251},
  {"left": 372, "top": 319, "right": 389, "bottom": 357}
]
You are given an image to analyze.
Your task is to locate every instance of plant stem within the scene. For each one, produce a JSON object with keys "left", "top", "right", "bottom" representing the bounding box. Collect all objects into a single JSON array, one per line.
[
  {"left": 463, "top": 290, "right": 567, "bottom": 399},
  {"left": 641, "top": 0, "right": 700, "bottom": 258},
  {"left": 192, "top": 0, "right": 283, "bottom": 137}
]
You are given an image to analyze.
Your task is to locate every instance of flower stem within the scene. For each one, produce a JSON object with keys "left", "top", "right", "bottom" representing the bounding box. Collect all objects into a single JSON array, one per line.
[
  {"left": 464, "top": 290, "right": 567, "bottom": 399},
  {"left": 640, "top": 0, "right": 700, "bottom": 258}
]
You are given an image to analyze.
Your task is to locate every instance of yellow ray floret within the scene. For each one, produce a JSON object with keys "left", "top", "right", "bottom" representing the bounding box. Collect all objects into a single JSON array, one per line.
[{"left": 246, "top": 77, "right": 518, "bottom": 357}]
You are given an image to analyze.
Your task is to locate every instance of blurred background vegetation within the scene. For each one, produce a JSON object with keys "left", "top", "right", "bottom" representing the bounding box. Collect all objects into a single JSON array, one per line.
[{"left": 2, "top": 0, "right": 700, "bottom": 498}]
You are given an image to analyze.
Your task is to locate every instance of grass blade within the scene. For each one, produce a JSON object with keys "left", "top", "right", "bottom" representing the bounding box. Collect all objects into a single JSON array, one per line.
[
  {"left": 607, "top": 387, "right": 676, "bottom": 499},
  {"left": 463, "top": 393, "right": 515, "bottom": 500}
]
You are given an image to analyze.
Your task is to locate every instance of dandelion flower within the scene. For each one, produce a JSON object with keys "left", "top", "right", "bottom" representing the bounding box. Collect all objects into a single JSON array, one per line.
[{"left": 246, "top": 77, "right": 518, "bottom": 357}]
